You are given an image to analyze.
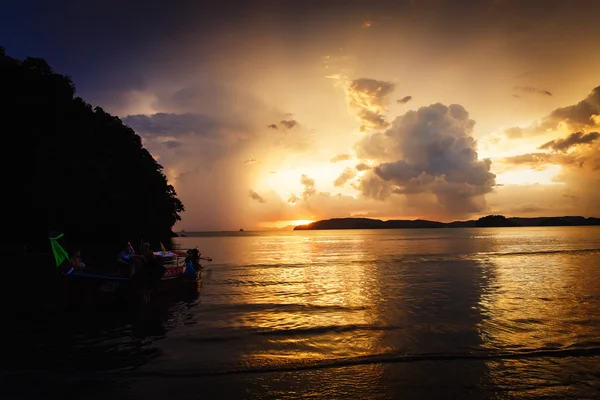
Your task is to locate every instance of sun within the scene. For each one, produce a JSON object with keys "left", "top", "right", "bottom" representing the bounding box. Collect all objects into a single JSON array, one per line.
[{"left": 290, "top": 219, "right": 315, "bottom": 226}]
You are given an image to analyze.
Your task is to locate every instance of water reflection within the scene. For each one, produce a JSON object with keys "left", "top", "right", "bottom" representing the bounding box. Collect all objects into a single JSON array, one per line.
[
  {"left": 472, "top": 229, "right": 600, "bottom": 396},
  {"left": 173, "top": 230, "right": 500, "bottom": 397},
  {"left": 2, "top": 286, "right": 201, "bottom": 400},
  {"left": 7, "top": 228, "right": 600, "bottom": 399}
]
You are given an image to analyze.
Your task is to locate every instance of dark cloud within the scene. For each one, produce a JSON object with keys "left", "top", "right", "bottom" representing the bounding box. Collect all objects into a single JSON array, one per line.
[
  {"left": 346, "top": 78, "right": 395, "bottom": 132},
  {"left": 249, "top": 190, "right": 266, "bottom": 203},
  {"left": 397, "top": 95, "right": 412, "bottom": 104},
  {"left": 267, "top": 124, "right": 278, "bottom": 129},
  {"left": 163, "top": 140, "right": 183, "bottom": 149},
  {"left": 280, "top": 120, "right": 299, "bottom": 129},
  {"left": 123, "top": 113, "right": 218, "bottom": 136},
  {"left": 333, "top": 168, "right": 357, "bottom": 187},
  {"left": 513, "top": 86, "right": 552, "bottom": 97},
  {"left": 330, "top": 154, "right": 352, "bottom": 163},
  {"left": 358, "top": 103, "right": 496, "bottom": 216},
  {"left": 355, "top": 162, "right": 371, "bottom": 171},
  {"left": 538, "top": 131, "right": 600, "bottom": 152}
]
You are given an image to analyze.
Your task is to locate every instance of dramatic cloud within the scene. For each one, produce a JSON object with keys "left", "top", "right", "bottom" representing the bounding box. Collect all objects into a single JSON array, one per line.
[
  {"left": 345, "top": 78, "right": 395, "bottom": 132},
  {"left": 397, "top": 96, "right": 412, "bottom": 105},
  {"left": 513, "top": 86, "right": 552, "bottom": 97},
  {"left": 249, "top": 190, "right": 266, "bottom": 203},
  {"left": 330, "top": 154, "right": 352, "bottom": 163},
  {"left": 496, "top": 87, "right": 600, "bottom": 217},
  {"left": 500, "top": 86, "right": 600, "bottom": 139},
  {"left": 357, "top": 103, "right": 496, "bottom": 217},
  {"left": 333, "top": 168, "right": 357, "bottom": 187},
  {"left": 538, "top": 131, "right": 599, "bottom": 152}
]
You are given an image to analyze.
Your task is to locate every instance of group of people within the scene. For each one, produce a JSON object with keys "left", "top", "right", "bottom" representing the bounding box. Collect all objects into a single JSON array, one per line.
[
  {"left": 59, "top": 239, "right": 207, "bottom": 284},
  {"left": 116, "top": 242, "right": 165, "bottom": 278}
]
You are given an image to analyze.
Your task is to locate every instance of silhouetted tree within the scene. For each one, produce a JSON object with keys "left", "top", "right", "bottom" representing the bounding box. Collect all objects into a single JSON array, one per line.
[
  {"left": 475, "top": 215, "right": 518, "bottom": 227},
  {"left": 1, "top": 47, "right": 184, "bottom": 266}
]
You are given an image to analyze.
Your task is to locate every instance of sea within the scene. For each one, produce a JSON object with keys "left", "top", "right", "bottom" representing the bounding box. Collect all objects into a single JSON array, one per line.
[{"left": 3, "top": 227, "right": 600, "bottom": 399}]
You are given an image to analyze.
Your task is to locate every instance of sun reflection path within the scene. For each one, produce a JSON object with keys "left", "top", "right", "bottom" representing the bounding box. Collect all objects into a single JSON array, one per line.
[{"left": 228, "top": 233, "right": 391, "bottom": 364}]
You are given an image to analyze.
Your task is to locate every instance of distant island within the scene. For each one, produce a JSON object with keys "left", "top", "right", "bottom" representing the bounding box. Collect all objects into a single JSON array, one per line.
[{"left": 293, "top": 215, "right": 600, "bottom": 230}]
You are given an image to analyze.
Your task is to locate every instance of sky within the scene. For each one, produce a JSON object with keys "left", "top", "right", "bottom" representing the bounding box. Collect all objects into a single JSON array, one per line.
[{"left": 3, "top": 0, "right": 600, "bottom": 230}]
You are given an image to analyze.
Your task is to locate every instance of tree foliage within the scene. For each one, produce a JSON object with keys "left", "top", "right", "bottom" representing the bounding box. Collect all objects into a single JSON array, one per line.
[{"left": 1, "top": 47, "right": 184, "bottom": 263}]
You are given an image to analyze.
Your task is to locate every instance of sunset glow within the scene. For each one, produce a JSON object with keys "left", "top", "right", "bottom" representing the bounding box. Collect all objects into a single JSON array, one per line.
[{"left": 9, "top": 1, "right": 598, "bottom": 230}]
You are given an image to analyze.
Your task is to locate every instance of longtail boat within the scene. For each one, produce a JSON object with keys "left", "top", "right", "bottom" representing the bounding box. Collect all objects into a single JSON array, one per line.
[{"left": 50, "top": 235, "right": 212, "bottom": 306}]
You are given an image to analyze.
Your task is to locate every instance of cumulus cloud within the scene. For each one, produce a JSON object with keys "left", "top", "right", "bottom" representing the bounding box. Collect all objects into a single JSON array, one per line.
[
  {"left": 500, "top": 86, "right": 600, "bottom": 139},
  {"left": 249, "top": 190, "right": 266, "bottom": 203},
  {"left": 538, "top": 131, "right": 599, "bottom": 152},
  {"left": 357, "top": 103, "right": 496, "bottom": 217},
  {"left": 330, "top": 153, "right": 352, "bottom": 163},
  {"left": 397, "top": 95, "right": 412, "bottom": 104},
  {"left": 334, "top": 168, "right": 357, "bottom": 187}
]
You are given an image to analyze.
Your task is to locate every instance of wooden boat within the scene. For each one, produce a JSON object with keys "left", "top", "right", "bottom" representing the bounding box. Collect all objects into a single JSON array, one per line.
[{"left": 55, "top": 241, "right": 211, "bottom": 306}]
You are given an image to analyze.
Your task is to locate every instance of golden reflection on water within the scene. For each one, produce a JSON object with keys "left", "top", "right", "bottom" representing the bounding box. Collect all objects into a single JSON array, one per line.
[
  {"left": 473, "top": 228, "right": 600, "bottom": 392},
  {"left": 172, "top": 228, "right": 600, "bottom": 397},
  {"left": 230, "top": 234, "right": 389, "bottom": 364},
  {"left": 227, "top": 233, "right": 389, "bottom": 395}
]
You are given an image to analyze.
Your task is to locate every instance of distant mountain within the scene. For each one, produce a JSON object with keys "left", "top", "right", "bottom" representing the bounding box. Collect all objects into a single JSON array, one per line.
[{"left": 293, "top": 215, "right": 600, "bottom": 230}]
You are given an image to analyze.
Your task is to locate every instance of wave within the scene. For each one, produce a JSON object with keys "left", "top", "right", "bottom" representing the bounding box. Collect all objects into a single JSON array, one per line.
[
  {"left": 6, "top": 346, "right": 598, "bottom": 379},
  {"left": 199, "top": 302, "right": 369, "bottom": 314},
  {"left": 183, "top": 323, "right": 403, "bottom": 343},
  {"left": 212, "top": 248, "right": 600, "bottom": 272},
  {"left": 115, "top": 346, "right": 600, "bottom": 377}
]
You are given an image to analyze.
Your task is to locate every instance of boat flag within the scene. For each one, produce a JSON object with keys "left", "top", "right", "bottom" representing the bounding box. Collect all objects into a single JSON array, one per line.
[
  {"left": 160, "top": 242, "right": 167, "bottom": 254},
  {"left": 49, "top": 233, "right": 69, "bottom": 268}
]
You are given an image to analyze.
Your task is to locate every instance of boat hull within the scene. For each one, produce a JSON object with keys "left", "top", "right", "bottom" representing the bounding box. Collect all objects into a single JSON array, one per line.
[{"left": 62, "top": 265, "right": 201, "bottom": 306}]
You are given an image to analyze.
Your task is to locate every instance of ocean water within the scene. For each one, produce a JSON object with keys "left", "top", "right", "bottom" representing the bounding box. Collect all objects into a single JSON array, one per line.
[{"left": 4, "top": 227, "right": 600, "bottom": 399}]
